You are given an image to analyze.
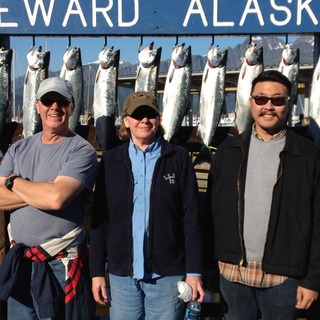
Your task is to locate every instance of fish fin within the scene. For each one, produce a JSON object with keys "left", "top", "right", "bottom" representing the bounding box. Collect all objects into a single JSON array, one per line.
[
  {"left": 136, "top": 66, "right": 141, "bottom": 78},
  {"left": 24, "top": 71, "right": 29, "bottom": 84},
  {"left": 203, "top": 68, "right": 209, "bottom": 82},
  {"left": 193, "top": 145, "right": 214, "bottom": 166},
  {"left": 241, "top": 65, "right": 247, "bottom": 79},
  {"left": 95, "top": 69, "right": 101, "bottom": 83}
]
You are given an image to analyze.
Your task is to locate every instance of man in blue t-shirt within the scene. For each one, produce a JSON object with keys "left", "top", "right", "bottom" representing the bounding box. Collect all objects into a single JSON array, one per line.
[{"left": 0, "top": 77, "right": 98, "bottom": 320}]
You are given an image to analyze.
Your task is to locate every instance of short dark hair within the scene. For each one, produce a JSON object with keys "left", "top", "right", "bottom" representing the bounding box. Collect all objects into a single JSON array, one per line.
[{"left": 250, "top": 70, "right": 292, "bottom": 98}]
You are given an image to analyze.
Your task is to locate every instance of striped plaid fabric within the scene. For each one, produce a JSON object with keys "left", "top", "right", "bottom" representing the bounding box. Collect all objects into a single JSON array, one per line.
[
  {"left": 9, "top": 223, "right": 87, "bottom": 304},
  {"left": 11, "top": 241, "right": 87, "bottom": 304},
  {"left": 219, "top": 261, "right": 288, "bottom": 288},
  {"left": 12, "top": 240, "right": 87, "bottom": 304}
]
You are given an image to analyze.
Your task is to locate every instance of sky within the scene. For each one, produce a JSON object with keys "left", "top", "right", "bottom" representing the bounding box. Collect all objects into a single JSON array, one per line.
[{"left": 10, "top": 35, "right": 249, "bottom": 78}]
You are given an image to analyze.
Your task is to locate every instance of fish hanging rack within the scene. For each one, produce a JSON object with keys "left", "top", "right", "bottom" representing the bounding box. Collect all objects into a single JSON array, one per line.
[
  {"left": 30, "top": 36, "right": 42, "bottom": 52},
  {"left": 66, "top": 36, "right": 72, "bottom": 51},
  {"left": 102, "top": 36, "right": 108, "bottom": 50},
  {"left": 209, "top": 35, "right": 214, "bottom": 49},
  {"left": 138, "top": 35, "right": 143, "bottom": 53}
]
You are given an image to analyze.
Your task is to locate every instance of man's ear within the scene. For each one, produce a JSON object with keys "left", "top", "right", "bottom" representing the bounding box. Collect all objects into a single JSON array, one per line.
[
  {"left": 70, "top": 102, "right": 75, "bottom": 115},
  {"left": 35, "top": 100, "right": 40, "bottom": 114}
]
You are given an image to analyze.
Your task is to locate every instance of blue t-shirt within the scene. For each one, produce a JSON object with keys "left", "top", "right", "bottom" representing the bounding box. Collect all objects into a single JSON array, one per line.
[{"left": 0, "top": 131, "right": 98, "bottom": 246}]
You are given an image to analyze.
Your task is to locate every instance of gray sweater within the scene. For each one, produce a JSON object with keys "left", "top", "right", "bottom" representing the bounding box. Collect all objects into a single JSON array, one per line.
[{"left": 243, "top": 132, "right": 286, "bottom": 261}]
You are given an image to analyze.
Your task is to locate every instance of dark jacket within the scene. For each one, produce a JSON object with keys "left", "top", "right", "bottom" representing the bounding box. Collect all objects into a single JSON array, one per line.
[
  {"left": 89, "top": 138, "right": 202, "bottom": 277},
  {"left": 208, "top": 128, "right": 320, "bottom": 292}
]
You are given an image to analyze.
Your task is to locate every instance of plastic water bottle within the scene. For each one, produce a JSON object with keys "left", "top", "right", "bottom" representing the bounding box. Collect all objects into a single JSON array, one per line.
[{"left": 184, "top": 300, "right": 201, "bottom": 319}]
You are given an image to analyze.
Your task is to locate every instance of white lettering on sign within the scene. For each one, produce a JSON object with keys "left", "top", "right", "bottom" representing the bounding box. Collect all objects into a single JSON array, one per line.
[
  {"left": 63, "top": 0, "right": 87, "bottom": 27},
  {"left": 92, "top": 0, "right": 114, "bottom": 27},
  {"left": 183, "top": 0, "right": 318, "bottom": 29},
  {"left": 239, "top": 0, "right": 264, "bottom": 26},
  {"left": 213, "top": 0, "right": 234, "bottom": 27},
  {"left": 24, "top": 0, "right": 54, "bottom": 26},
  {"left": 270, "top": 0, "right": 291, "bottom": 26},
  {"left": 183, "top": 0, "right": 208, "bottom": 27},
  {"left": 118, "top": 0, "right": 139, "bottom": 27},
  {"left": 297, "top": 0, "right": 318, "bottom": 25},
  {"left": 0, "top": 7, "right": 18, "bottom": 27},
  {"left": 0, "top": 0, "right": 318, "bottom": 33}
]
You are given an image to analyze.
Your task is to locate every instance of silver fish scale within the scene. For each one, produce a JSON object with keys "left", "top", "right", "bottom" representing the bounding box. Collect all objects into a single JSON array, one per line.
[
  {"left": 197, "top": 47, "right": 227, "bottom": 147},
  {"left": 22, "top": 50, "right": 50, "bottom": 138},
  {"left": 135, "top": 43, "right": 162, "bottom": 96},
  {"left": 93, "top": 49, "right": 119, "bottom": 122},
  {"left": 235, "top": 45, "right": 263, "bottom": 134},
  {"left": 162, "top": 45, "right": 192, "bottom": 141},
  {"left": 0, "top": 49, "right": 12, "bottom": 125},
  {"left": 60, "top": 47, "right": 83, "bottom": 131}
]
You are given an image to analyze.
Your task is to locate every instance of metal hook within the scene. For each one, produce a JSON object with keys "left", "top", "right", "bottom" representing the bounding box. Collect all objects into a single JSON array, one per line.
[
  {"left": 173, "top": 36, "right": 179, "bottom": 49},
  {"left": 66, "top": 36, "right": 71, "bottom": 51},
  {"left": 138, "top": 36, "right": 143, "bottom": 53},
  {"left": 30, "top": 36, "right": 35, "bottom": 51},
  {"left": 102, "top": 36, "right": 108, "bottom": 50},
  {"left": 209, "top": 35, "right": 215, "bottom": 49}
]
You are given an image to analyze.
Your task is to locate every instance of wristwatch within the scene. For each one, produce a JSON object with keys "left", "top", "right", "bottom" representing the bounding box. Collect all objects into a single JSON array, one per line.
[{"left": 4, "top": 175, "right": 20, "bottom": 191}]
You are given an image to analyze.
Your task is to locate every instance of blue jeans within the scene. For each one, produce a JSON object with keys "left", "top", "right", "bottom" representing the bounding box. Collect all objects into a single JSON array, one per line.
[
  {"left": 7, "top": 258, "right": 94, "bottom": 320},
  {"left": 219, "top": 275, "right": 299, "bottom": 320},
  {"left": 108, "top": 274, "right": 185, "bottom": 320}
]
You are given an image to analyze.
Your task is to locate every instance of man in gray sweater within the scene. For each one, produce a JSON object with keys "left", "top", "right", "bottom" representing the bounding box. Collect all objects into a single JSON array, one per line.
[{"left": 207, "top": 70, "right": 320, "bottom": 319}]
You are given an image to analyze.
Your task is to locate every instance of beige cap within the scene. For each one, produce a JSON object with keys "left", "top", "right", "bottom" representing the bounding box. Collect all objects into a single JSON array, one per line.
[
  {"left": 123, "top": 91, "right": 159, "bottom": 115},
  {"left": 36, "top": 77, "right": 74, "bottom": 100}
]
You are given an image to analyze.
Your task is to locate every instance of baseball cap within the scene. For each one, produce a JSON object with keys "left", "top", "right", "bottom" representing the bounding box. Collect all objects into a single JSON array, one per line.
[
  {"left": 123, "top": 91, "right": 159, "bottom": 116},
  {"left": 36, "top": 77, "right": 74, "bottom": 100}
]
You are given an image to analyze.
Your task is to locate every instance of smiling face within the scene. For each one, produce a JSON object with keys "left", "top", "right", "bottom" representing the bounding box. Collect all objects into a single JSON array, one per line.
[
  {"left": 36, "top": 92, "right": 74, "bottom": 135},
  {"left": 123, "top": 106, "right": 160, "bottom": 150},
  {"left": 250, "top": 80, "right": 290, "bottom": 140}
]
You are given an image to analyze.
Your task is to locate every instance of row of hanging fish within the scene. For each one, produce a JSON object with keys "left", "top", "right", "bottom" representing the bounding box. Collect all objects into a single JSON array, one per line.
[
  {"left": 0, "top": 40, "right": 306, "bottom": 155},
  {"left": 21, "top": 46, "right": 84, "bottom": 138}
]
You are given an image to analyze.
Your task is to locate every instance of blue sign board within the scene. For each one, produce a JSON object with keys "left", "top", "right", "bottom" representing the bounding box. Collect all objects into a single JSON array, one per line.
[{"left": 0, "top": 0, "right": 319, "bottom": 36}]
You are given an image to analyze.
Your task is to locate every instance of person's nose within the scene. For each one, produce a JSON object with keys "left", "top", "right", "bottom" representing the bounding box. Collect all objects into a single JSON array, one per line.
[
  {"left": 264, "top": 100, "right": 275, "bottom": 109},
  {"left": 140, "top": 116, "right": 150, "bottom": 122}
]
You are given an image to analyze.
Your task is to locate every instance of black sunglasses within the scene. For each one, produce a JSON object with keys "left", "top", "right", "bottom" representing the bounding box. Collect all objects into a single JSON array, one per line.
[
  {"left": 251, "top": 95, "right": 289, "bottom": 107},
  {"left": 40, "top": 98, "right": 71, "bottom": 107},
  {"left": 129, "top": 109, "right": 159, "bottom": 120}
]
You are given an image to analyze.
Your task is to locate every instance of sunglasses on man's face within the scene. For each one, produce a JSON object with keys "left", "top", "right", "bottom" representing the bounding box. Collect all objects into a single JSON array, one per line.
[
  {"left": 40, "top": 98, "right": 71, "bottom": 107},
  {"left": 250, "top": 95, "right": 289, "bottom": 107}
]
